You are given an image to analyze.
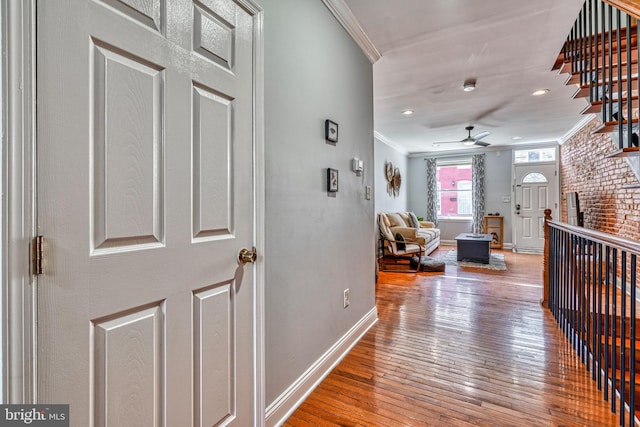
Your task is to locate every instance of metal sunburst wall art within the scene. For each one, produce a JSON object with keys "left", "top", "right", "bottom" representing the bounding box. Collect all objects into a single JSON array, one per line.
[{"left": 385, "top": 162, "right": 401, "bottom": 197}]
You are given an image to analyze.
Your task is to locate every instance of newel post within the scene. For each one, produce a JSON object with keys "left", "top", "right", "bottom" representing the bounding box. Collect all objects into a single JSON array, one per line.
[{"left": 542, "top": 209, "right": 552, "bottom": 308}]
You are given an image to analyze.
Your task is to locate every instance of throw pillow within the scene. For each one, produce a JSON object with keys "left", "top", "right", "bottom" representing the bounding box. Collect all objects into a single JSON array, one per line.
[
  {"left": 395, "top": 233, "right": 406, "bottom": 250},
  {"left": 398, "top": 212, "right": 412, "bottom": 227},
  {"left": 408, "top": 212, "right": 420, "bottom": 229},
  {"left": 386, "top": 212, "right": 405, "bottom": 227},
  {"left": 379, "top": 214, "right": 395, "bottom": 242}
]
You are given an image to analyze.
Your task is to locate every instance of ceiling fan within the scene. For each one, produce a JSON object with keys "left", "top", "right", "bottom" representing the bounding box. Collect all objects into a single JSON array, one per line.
[{"left": 433, "top": 126, "right": 491, "bottom": 147}]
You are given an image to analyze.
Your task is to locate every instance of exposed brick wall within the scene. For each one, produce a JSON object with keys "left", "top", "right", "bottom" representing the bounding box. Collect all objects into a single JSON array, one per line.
[{"left": 560, "top": 117, "right": 640, "bottom": 241}]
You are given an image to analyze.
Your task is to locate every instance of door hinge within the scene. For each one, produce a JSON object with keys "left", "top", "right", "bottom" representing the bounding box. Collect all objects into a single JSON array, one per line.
[{"left": 32, "top": 236, "right": 44, "bottom": 275}]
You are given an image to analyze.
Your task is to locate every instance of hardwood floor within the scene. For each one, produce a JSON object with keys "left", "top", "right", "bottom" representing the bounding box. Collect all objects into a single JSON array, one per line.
[{"left": 283, "top": 247, "right": 622, "bottom": 427}]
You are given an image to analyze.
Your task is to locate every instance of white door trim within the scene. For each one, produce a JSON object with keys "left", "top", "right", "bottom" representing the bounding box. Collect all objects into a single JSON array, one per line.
[
  {"left": 3, "top": 0, "right": 37, "bottom": 404},
  {"left": 242, "top": 1, "right": 266, "bottom": 425}
]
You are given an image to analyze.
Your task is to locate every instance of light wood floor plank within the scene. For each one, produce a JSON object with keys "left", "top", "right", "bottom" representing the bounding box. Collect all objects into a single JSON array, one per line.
[{"left": 284, "top": 247, "right": 623, "bottom": 426}]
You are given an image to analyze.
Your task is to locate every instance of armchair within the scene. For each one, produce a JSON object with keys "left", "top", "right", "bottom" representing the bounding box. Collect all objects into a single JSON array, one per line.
[{"left": 378, "top": 213, "right": 424, "bottom": 272}]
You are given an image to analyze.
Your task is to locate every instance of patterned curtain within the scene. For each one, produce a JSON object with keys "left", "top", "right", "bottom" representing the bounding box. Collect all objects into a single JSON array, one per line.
[
  {"left": 471, "top": 154, "right": 486, "bottom": 233},
  {"left": 424, "top": 158, "right": 438, "bottom": 224}
]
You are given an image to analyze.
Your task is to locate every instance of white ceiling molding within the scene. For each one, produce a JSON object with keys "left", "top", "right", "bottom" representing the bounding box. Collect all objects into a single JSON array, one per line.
[
  {"left": 374, "top": 131, "right": 408, "bottom": 155},
  {"left": 321, "top": 0, "right": 381, "bottom": 64},
  {"left": 560, "top": 114, "right": 597, "bottom": 144},
  {"left": 410, "top": 145, "right": 503, "bottom": 158}
]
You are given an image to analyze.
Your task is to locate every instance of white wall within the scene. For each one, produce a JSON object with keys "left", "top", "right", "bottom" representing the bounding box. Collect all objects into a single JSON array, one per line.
[
  {"left": 261, "top": 0, "right": 376, "bottom": 417},
  {"left": 407, "top": 149, "right": 514, "bottom": 243},
  {"left": 374, "top": 137, "right": 408, "bottom": 214}
]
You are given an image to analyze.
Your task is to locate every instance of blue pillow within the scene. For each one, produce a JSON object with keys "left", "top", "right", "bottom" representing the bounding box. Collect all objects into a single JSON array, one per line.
[{"left": 408, "top": 212, "right": 420, "bottom": 229}]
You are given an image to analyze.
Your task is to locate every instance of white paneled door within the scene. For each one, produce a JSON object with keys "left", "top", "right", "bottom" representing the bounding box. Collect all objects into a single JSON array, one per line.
[
  {"left": 36, "top": 1, "right": 259, "bottom": 425},
  {"left": 513, "top": 164, "right": 557, "bottom": 253}
]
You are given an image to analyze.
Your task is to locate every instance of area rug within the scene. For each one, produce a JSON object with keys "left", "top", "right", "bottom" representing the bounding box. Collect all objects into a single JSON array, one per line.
[{"left": 442, "top": 250, "right": 507, "bottom": 271}]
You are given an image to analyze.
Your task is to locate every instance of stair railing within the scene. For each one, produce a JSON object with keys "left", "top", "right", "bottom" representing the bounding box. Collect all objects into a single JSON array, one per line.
[
  {"left": 556, "top": 0, "right": 639, "bottom": 157},
  {"left": 552, "top": 2, "right": 640, "bottom": 423},
  {"left": 545, "top": 215, "right": 640, "bottom": 426}
]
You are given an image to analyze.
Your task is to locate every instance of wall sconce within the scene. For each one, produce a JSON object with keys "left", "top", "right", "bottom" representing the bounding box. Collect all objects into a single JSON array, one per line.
[{"left": 352, "top": 158, "right": 364, "bottom": 176}]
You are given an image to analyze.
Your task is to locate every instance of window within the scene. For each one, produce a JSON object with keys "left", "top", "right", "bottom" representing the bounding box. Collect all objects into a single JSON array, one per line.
[
  {"left": 457, "top": 181, "right": 472, "bottom": 214},
  {"left": 437, "top": 163, "right": 472, "bottom": 218},
  {"left": 514, "top": 147, "right": 556, "bottom": 163},
  {"left": 522, "top": 172, "right": 548, "bottom": 183}
]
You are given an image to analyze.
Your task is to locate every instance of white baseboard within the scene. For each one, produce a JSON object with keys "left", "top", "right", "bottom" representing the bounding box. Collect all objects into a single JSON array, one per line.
[
  {"left": 513, "top": 247, "right": 542, "bottom": 254},
  {"left": 265, "top": 307, "right": 378, "bottom": 426}
]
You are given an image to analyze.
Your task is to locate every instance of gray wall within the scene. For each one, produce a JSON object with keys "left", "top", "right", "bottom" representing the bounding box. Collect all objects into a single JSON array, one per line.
[
  {"left": 407, "top": 154, "right": 426, "bottom": 218},
  {"left": 374, "top": 137, "right": 408, "bottom": 213},
  {"left": 407, "top": 149, "right": 514, "bottom": 244},
  {"left": 262, "top": 0, "right": 376, "bottom": 407},
  {"left": 483, "top": 150, "right": 513, "bottom": 244}
]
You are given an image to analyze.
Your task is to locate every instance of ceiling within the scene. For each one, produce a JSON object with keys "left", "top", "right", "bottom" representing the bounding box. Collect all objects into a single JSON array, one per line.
[{"left": 343, "top": 0, "right": 589, "bottom": 154}]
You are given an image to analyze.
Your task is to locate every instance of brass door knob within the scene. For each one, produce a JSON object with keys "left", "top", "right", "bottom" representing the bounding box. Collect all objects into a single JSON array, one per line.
[{"left": 238, "top": 247, "right": 257, "bottom": 264}]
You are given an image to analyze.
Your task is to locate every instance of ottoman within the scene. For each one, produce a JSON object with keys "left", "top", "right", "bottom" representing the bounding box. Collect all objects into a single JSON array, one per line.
[{"left": 410, "top": 256, "right": 446, "bottom": 272}]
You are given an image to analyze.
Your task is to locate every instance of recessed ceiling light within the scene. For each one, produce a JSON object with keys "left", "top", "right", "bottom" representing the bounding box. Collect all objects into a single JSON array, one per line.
[
  {"left": 512, "top": 136, "right": 523, "bottom": 140},
  {"left": 401, "top": 109, "right": 414, "bottom": 115},
  {"left": 532, "top": 89, "right": 550, "bottom": 96},
  {"left": 432, "top": 143, "right": 440, "bottom": 147},
  {"left": 463, "top": 78, "right": 476, "bottom": 92}
]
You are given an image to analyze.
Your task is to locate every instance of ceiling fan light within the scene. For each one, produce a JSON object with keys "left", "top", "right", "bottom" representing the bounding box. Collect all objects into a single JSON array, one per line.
[{"left": 463, "top": 140, "right": 475, "bottom": 146}]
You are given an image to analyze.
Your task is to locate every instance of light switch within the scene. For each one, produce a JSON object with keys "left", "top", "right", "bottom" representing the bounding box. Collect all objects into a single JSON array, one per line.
[{"left": 365, "top": 186, "right": 371, "bottom": 200}]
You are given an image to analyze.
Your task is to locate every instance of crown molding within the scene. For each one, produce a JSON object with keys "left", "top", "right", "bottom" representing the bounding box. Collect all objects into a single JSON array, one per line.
[
  {"left": 560, "top": 114, "right": 596, "bottom": 144},
  {"left": 321, "top": 0, "right": 381, "bottom": 64},
  {"left": 374, "top": 131, "right": 408, "bottom": 155}
]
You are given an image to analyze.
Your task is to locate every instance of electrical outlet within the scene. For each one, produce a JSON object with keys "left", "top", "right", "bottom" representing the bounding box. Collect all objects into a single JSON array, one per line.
[{"left": 343, "top": 288, "right": 350, "bottom": 308}]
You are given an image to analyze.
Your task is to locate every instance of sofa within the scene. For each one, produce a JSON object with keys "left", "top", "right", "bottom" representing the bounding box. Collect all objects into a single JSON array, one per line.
[{"left": 379, "top": 212, "right": 440, "bottom": 255}]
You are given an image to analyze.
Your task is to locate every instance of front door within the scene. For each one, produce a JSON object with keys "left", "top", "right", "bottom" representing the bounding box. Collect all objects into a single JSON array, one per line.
[
  {"left": 513, "top": 164, "right": 557, "bottom": 253},
  {"left": 36, "top": 1, "right": 260, "bottom": 425}
]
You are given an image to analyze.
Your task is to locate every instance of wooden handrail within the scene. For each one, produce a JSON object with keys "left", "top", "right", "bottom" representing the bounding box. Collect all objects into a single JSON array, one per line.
[
  {"left": 604, "top": 0, "right": 640, "bottom": 21},
  {"left": 546, "top": 217, "right": 640, "bottom": 423},
  {"left": 549, "top": 220, "right": 640, "bottom": 255},
  {"left": 545, "top": 205, "right": 640, "bottom": 309},
  {"left": 542, "top": 209, "right": 552, "bottom": 308}
]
